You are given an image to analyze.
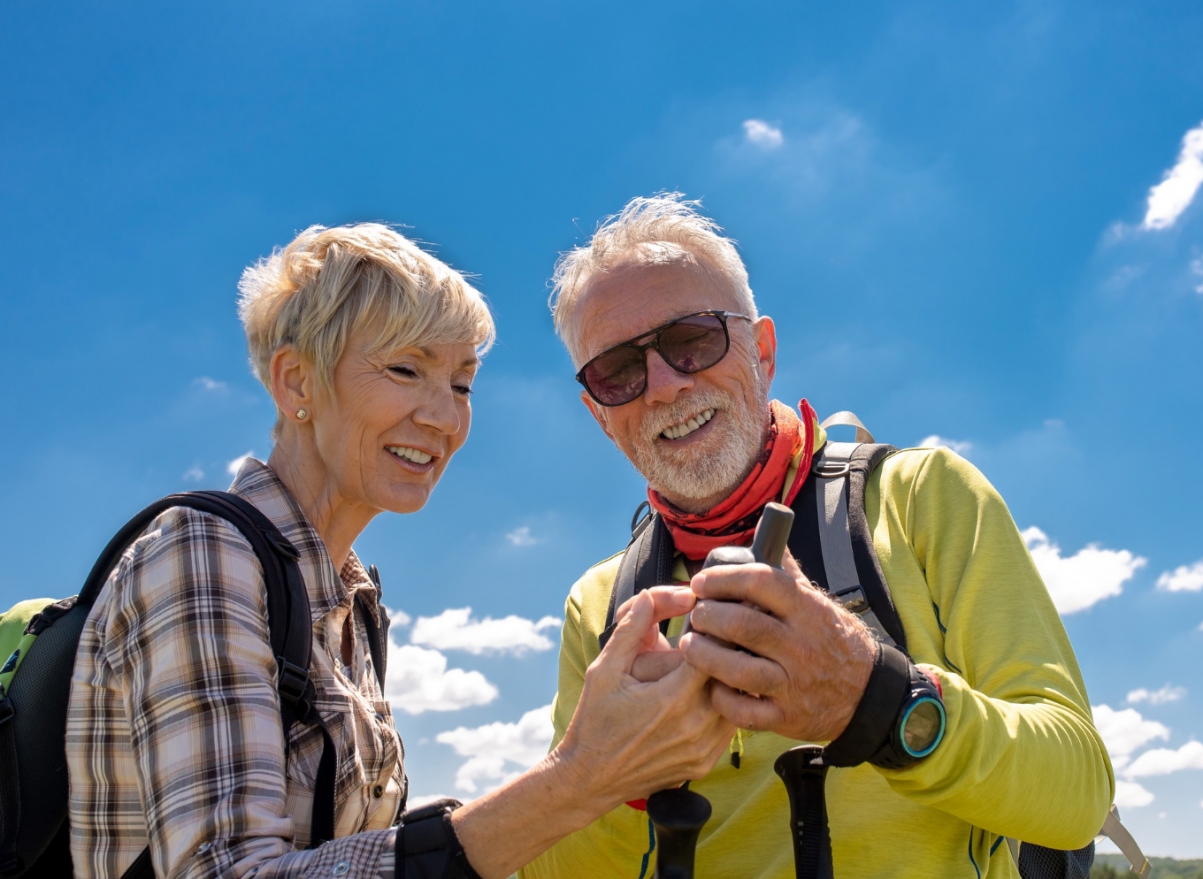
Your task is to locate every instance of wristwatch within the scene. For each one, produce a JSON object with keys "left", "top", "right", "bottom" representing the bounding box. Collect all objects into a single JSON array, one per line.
[
  {"left": 395, "top": 798, "right": 483, "bottom": 879},
  {"left": 871, "top": 661, "right": 946, "bottom": 769},
  {"left": 824, "top": 643, "right": 946, "bottom": 769}
]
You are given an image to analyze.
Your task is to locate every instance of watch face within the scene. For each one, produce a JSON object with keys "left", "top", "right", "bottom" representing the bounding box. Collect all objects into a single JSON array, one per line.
[{"left": 901, "top": 696, "right": 945, "bottom": 758}]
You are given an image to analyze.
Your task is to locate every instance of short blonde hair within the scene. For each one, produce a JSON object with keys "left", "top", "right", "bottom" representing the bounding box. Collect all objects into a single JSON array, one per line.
[
  {"left": 238, "top": 223, "right": 495, "bottom": 418},
  {"left": 549, "top": 193, "right": 757, "bottom": 364}
]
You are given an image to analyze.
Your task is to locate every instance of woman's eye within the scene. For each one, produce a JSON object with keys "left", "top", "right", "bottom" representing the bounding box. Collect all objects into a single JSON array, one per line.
[
  {"left": 388, "top": 365, "right": 418, "bottom": 378},
  {"left": 453, "top": 383, "right": 474, "bottom": 397}
]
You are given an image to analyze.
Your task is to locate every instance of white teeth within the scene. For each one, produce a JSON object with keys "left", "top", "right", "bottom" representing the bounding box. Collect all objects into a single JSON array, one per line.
[
  {"left": 387, "top": 446, "right": 433, "bottom": 464},
  {"left": 661, "top": 408, "right": 715, "bottom": 440}
]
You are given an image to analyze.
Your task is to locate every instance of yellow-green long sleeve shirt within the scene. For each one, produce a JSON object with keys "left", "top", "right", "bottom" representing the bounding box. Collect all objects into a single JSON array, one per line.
[{"left": 519, "top": 446, "right": 1113, "bottom": 879}]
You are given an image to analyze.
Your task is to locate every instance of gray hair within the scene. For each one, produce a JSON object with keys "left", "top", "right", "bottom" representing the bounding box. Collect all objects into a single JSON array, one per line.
[{"left": 549, "top": 193, "right": 757, "bottom": 364}]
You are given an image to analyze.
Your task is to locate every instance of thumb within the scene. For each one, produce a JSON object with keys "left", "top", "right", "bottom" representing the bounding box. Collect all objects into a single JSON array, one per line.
[{"left": 596, "top": 590, "right": 656, "bottom": 678}]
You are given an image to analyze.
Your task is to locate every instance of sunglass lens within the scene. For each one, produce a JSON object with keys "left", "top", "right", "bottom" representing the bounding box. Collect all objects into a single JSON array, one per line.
[
  {"left": 584, "top": 345, "right": 647, "bottom": 405},
  {"left": 658, "top": 314, "right": 729, "bottom": 374}
]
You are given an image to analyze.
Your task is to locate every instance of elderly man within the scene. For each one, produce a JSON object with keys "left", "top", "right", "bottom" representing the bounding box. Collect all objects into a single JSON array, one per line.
[{"left": 518, "top": 194, "right": 1113, "bottom": 879}]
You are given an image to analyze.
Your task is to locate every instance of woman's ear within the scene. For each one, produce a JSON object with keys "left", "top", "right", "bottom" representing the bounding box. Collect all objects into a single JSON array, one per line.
[{"left": 269, "top": 345, "right": 314, "bottom": 422}]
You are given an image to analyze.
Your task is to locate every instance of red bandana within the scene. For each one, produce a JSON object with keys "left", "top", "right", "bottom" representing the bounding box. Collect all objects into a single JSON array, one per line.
[{"left": 647, "top": 399, "right": 818, "bottom": 561}]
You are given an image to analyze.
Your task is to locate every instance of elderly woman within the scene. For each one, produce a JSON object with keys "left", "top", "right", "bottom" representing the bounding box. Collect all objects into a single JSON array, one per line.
[{"left": 66, "top": 224, "right": 732, "bottom": 879}]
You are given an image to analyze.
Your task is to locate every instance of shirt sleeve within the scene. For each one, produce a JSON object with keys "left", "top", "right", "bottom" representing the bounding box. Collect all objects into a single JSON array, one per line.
[
  {"left": 100, "top": 508, "right": 397, "bottom": 879},
  {"left": 872, "top": 448, "right": 1115, "bottom": 849}
]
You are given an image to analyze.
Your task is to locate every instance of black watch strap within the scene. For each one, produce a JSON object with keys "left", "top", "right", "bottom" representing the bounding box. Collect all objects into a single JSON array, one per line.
[
  {"left": 396, "top": 798, "right": 483, "bottom": 879},
  {"left": 823, "top": 642, "right": 913, "bottom": 768}
]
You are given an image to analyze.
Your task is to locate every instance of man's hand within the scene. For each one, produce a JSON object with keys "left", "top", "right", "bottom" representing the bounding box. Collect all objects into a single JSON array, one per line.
[{"left": 679, "top": 550, "right": 876, "bottom": 742}]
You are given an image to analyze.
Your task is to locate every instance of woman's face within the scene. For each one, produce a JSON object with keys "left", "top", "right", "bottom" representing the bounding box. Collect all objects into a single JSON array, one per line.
[{"left": 311, "top": 325, "right": 478, "bottom": 516}]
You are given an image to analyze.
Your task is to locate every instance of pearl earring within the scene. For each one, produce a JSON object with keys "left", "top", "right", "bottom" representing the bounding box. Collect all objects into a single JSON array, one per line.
[{"left": 296, "top": 409, "right": 307, "bottom": 420}]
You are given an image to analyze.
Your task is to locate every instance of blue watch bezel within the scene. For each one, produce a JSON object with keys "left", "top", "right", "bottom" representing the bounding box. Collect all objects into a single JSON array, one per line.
[{"left": 899, "top": 694, "right": 946, "bottom": 759}]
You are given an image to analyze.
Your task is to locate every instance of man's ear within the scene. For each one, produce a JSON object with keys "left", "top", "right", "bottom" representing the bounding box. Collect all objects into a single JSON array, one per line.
[
  {"left": 581, "top": 391, "right": 616, "bottom": 442},
  {"left": 753, "top": 315, "right": 778, "bottom": 385},
  {"left": 270, "top": 345, "right": 315, "bottom": 419}
]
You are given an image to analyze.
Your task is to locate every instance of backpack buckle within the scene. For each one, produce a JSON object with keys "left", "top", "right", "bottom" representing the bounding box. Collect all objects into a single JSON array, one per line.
[
  {"left": 276, "top": 658, "right": 311, "bottom": 707},
  {"left": 832, "top": 587, "right": 868, "bottom": 615},
  {"left": 812, "top": 459, "right": 851, "bottom": 479}
]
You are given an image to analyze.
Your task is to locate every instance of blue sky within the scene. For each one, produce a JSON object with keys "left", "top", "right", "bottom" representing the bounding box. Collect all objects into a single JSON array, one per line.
[{"left": 3, "top": 0, "right": 1202, "bottom": 858}]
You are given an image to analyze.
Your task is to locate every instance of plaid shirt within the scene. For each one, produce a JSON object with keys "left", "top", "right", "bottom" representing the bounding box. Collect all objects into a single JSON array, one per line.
[{"left": 67, "top": 459, "right": 404, "bottom": 878}]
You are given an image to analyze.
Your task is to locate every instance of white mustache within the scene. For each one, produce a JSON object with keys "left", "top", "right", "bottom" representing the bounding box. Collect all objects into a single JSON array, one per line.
[{"left": 639, "top": 388, "right": 735, "bottom": 444}]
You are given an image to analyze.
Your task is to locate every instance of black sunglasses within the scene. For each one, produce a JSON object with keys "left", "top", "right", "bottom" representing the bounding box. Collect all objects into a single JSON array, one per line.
[{"left": 576, "top": 310, "right": 752, "bottom": 407}]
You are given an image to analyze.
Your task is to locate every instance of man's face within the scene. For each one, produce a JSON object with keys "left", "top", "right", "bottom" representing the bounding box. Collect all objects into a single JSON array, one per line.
[{"left": 572, "top": 257, "right": 777, "bottom": 513}]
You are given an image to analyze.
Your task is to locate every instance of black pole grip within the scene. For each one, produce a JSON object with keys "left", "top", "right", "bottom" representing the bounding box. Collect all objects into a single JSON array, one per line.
[
  {"left": 774, "top": 746, "right": 834, "bottom": 879},
  {"left": 646, "top": 788, "right": 712, "bottom": 879},
  {"left": 751, "top": 502, "right": 794, "bottom": 568}
]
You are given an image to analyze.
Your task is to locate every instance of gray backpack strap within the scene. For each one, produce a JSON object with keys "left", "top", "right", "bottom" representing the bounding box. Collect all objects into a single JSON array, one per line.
[
  {"left": 598, "top": 507, "right": 675, "bottom": 650},
  {"left": 803, "top": 441, "right": 907, "bottom": 651}
]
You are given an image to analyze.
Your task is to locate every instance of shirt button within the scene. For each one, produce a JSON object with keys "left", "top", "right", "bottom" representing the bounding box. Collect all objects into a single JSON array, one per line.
[
  {"left": 333, "top": 861, "right": 350, "bottom": 876},
  {"left": 372, "top": 784, "right": 384, "bottom": 799}
]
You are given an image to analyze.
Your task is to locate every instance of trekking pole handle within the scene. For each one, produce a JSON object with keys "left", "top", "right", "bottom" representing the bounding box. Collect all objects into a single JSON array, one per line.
[
  {"left": 774, "top": 746, "right": 834, "bottom": 879},
  {"left": 646, "top": 788, "right": 712, "bottom": 879}
]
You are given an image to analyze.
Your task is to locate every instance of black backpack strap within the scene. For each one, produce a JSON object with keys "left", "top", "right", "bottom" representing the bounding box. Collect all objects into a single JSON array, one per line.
[
  {"left": 81, "top": 491, "right": 339, "bottom": 856},
  {"left": 0, "top": 692, "right": 18, "bottom": 874},
  {"left": 790, "top": 442, "right": 908, "bottom": 652},
  {"left": 598, "top": 508, "right": 675, "bottom": 650}
]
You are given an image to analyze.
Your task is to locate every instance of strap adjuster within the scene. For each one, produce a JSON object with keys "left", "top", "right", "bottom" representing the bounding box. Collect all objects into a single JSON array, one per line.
[
  {"left": 276, "top": 658, "right": 310, "bottom": 706},
  {"left": 832, "top": 587, "right": 868, "bottom": 614}
]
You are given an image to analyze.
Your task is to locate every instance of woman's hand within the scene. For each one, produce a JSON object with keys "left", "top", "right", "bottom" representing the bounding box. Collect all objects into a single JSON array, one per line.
[
  {"left": 552, "top": 587, "right": 735, "bottom": 814},
  {"left": 450, "top": 587, "right": 732, "bottom": 879}
]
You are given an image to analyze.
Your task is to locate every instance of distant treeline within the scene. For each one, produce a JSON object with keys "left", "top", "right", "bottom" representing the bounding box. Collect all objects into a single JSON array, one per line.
[{"left": 1093, "top": 855, "right": 1203, "bottom": 879}]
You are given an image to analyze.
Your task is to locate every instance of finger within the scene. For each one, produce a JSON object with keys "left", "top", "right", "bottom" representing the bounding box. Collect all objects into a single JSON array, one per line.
[
  {"left": 679, "top": 631, "right": 787, "bottom": 695},
  {"left": 688, "top": 599, "right": 785, "bottom": 655},
  {"left": 630, "top": 650, "right": 685, "bottom": 683},
  {"left": 616, "top": 586, "right": 696, "bottom": 625},
  {"left": 596, "top": 590, "right": 657, "bottom": 677},
  {"left": 690, "top": 563, "right": 802, "bottom": 618},
  {"left": 710, "top": 681, "right": 783, "bottom": 732}
]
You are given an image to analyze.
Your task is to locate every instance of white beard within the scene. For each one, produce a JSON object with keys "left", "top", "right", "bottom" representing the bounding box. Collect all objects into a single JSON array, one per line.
[{"left": 627, "top": 357, "right": 769, "bottom": 511}]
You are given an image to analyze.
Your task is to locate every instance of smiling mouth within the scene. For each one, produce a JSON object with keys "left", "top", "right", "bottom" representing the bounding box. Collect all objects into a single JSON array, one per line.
[
  {"left": 386, "top": 445, "right": 435, "bottom": 465},
  {"left": 660, "top": 408, "right": 716, "bottom": 440}
]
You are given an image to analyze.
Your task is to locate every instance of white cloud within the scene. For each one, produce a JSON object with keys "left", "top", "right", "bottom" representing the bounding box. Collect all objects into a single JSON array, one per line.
[
  {"left": 505, "top": 526, "right": 538, "bottom": 547},
  {"left": 1092, "top": 704, "right": 1170, "bottom": 760},
  {"left": 1114, "top": 780, "right": 1155, "bottom": 809},
  {"left": 182, "top": 465, "right": 205, "bottom": 482},
  {"left": 918, "top": 435, "right": 973, "bottom": 457},
  {"left": 1142, "top": 121, "right": 1203, "bottom": 230},
  {"left": 1156, "top": 560, "right": 1203, "bottom": 592},
  {"left": 405, "top": 793, "right": 458, "bottom": 809},
  {"left": 227, "top": 451, "right": 254, "bottom": 476},
  {"left": 1192, "top": 256, "right": 1203, "bottom": 294},
  {"left": 385, "top": 642, "right": 498, "bottom": 714},
  {"left": 743, "top": 119, "right": 784, "bottom": 149},
  {"left": 193, "top": 376, "right": 228, "bottom": 392},
  {"left": 382, "top": 605, "right": 412, "bottom": 628},
  {"left": 1127, "top": 685, "right": 1186, "bottom": 706},
  {"left": 1022, "top": 527, "right": 1146, "bottom": 614},
  {"left": 1125, "top": 741, "right": 1203, "bottom": 778},
  {"left": 436, "top": 705, "right": 554, "bottom": 793},
  {"left": 411, "top": 608, "right": 561, "bottom": 656}
]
